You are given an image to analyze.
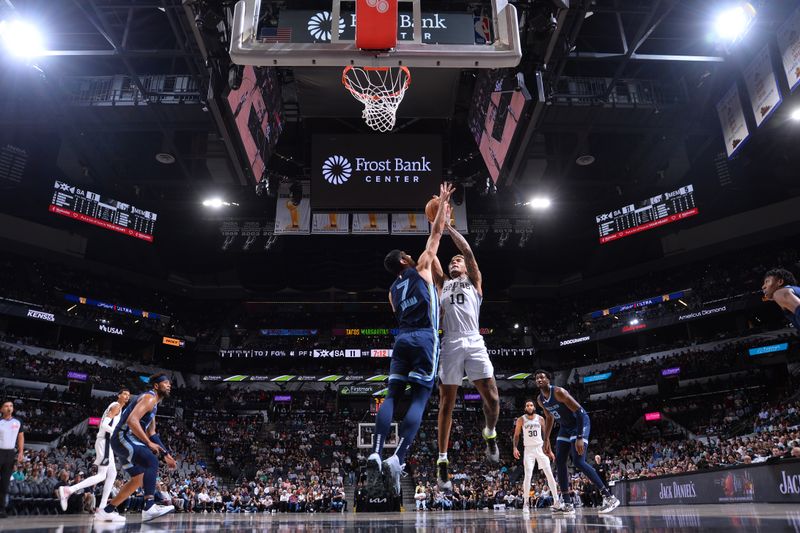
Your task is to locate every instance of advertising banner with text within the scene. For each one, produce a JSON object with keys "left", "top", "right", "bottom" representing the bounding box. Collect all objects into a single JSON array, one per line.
[
  {"left": 777, "top": 5, "right": 800, "bottom": 92},
  {"left": 311, "top": 135, "right": 442, "bottom": 211},
  {"left": 274, "top": 182, "right": 311, "bottom": 235},
  {"left": 613, "top": 459, "right": 800, "bottom": 506},
  {"left": 743, "top": 44, "right": 782, "bottom": 127},
  {"left": 716, "top": 83, "right": 750, "bottom": 158}
]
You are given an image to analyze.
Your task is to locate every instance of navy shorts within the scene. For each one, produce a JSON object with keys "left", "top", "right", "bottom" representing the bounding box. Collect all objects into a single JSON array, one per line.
[
  {"left": 389, "top": 329, "right": 439, "bottom": 389},
  {"left": 110, "top": 430, "right": 159, "bottom": 477}
]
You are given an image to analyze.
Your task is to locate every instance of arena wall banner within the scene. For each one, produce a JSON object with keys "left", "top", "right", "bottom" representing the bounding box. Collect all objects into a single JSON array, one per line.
[
  {"left": 446, "top": 201, "right": 469, "bottom": 234},
  {"left": 612, "top": 459, "right": 800, "bottom": 506},
  {"left": 311, "top": 213, "right": 350, "bottom": 234},
  {"left": 716, "top": 83, "right": 750, "bottom": 158},
  {"left": 351, "top": 213, "right": 389, "bottom": 234},
  {"left": 274, "top": 182, "right": 311, "bottom": 235},
  {"left": 743, "top": 44, "right": 783, "bottom": 128},
  {"left": 311, "top": 134, "right": 442, "bottom": 211},
  {"left": 552, "top": 299, "right": 751, "bottom": 348},
  {"left": 390, "top": 213, "right": 428, "bottom": 235},
  {"left": 777, "top": 5, "right": 800, "bottom": 92},
  {"left": 277, "top": 10, "right": 477, "bottom": 45},
  {"left": 0, "top": 300, "right": 153, "bottom": 341}
]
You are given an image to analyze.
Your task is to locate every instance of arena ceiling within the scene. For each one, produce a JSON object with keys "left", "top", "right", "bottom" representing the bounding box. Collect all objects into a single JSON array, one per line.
[{"left": 0, "top": 0, "right": 799, "bottom": 295}]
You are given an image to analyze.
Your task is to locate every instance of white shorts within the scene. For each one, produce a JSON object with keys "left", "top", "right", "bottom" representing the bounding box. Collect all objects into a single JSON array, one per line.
[
  {"left": 438, "top": 334, "right": 494, "bottom": 386},
  {"left": 524, "top": 447, "right": 551, "bottom": 471},
  {"left": 94, "top": 436, "right": 114, "bottom": 467}
]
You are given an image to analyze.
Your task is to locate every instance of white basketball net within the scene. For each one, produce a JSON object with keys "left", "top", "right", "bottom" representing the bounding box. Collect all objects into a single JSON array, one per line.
[{"left": 342, "top": 66, "right": 411, "bottom": 133}]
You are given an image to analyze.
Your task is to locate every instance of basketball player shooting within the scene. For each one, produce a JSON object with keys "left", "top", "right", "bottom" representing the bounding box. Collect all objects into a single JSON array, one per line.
[
  {"left": 435, "top": 221, "right": 500, "bottom": 491},
  {"left": 99, "top": 374, "right": 177, "bottom": 523},
  {"left": 513, "top": 400, "right": 559, "bottom": 513},
  {"left": 369, "top": 183, "right": 454, "bottom": 497},
  {"left": 762, "top": 268, "right": 800, "bottom": 329},
  {"left": 535, "top": 370, "right": 619, "bottom": 514},
  {"left": 58, "top": 389, "right": 131, "bottom": 514}
]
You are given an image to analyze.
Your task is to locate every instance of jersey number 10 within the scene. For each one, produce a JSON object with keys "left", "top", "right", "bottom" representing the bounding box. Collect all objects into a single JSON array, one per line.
[{"left": 449, "top": 293, "right": 465, "bottom": 305}]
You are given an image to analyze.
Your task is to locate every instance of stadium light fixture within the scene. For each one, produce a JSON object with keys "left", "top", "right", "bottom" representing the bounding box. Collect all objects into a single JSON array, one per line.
[
  {"left": 629, "top": 318, "right": 640, "bottom": 326},
  {"left": 0, "top": 19, "right": 45, "bottom": 58},
  {"left": 202, "top": 197, "right": 238, "bottom": 209},
  {"left": 513, "top": 323, "right": 520, "bottom": 329},
  {"left": 791, "top": 108, "right": 800, "bottom": 121},
  {"left": 528, "top": 197, "right": 552, "bottom": 210},
  {"left": 713, "top": 3, "right": 756, "bottom": 43}
]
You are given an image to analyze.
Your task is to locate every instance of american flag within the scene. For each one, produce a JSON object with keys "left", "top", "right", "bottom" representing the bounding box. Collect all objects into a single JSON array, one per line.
[{"left": 261, "top": 27, "right": 293, "bottom": 43}]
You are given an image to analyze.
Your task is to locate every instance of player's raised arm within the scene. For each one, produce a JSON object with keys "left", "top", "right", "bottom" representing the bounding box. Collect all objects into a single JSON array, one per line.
[
  {"left": 417, "top": 183, "right": 454, "bottom": 276},
  {"left": 431, "top": 255, "right": 445, "bottom": 291},
  {"left": 446, "top": 223, "right": 482, "bottom": 295}
]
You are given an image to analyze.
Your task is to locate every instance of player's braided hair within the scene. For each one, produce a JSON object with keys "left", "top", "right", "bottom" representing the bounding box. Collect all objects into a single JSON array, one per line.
[{"left": 764, "top": 268, "right": 797, "bottom": 287}]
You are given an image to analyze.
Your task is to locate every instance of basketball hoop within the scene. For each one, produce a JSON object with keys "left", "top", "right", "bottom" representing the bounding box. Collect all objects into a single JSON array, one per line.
[{"left": 342, "top": 66, "right": 411, "bottom": 133}]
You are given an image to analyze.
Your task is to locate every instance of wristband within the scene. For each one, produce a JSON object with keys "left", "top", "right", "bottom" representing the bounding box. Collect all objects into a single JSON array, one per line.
[{"left": 150, "top": 433, "right": 171, "bottom": 455}]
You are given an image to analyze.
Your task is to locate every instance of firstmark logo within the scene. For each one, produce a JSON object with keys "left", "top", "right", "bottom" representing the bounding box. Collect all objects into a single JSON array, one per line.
[{"left": 27, "top": 309, "right": 55, "bottom": 322}]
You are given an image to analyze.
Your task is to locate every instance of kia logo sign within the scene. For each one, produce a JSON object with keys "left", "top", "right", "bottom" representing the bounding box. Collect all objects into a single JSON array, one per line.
[
  {"left": 312, "top": 135, "right": 441, "bottom": 211},
  {"left": 322, "top": 155, "right": 352, "bottom": 185}
]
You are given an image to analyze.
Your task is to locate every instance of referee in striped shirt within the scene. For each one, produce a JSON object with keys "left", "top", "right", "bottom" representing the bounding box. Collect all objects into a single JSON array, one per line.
[{"left": 0, "top": 400, "right": 24, "bottom": 519}]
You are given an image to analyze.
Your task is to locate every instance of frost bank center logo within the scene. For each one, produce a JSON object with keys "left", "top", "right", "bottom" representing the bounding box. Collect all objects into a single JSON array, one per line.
[
  {"left": 321, "top": 154, "right": 433, "bottom": 185},
  {"left": 322, "top": 155, "right": 352, "bottom": 185},
  {"left": 307, "top": 11, "right": 345, "bottom": 41}
]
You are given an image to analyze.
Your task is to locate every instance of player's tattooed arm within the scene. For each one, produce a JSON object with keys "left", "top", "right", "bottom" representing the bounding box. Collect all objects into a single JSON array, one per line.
[
  {"left": 445, "top": 224, "right": 483, "bottom": 295},
  {"left": 774, "top": 287, "right": 800, "bottom": 313}
]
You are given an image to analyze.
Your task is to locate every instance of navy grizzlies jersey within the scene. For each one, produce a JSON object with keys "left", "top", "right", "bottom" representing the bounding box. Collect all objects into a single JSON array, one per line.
[
  {"left": 114, "top": 390, "right": 158, "bottom": 443},
  {"left": 785, "top": 285, "right": 800, "bottom": 328},
  {"left": 390, "top": 268, "right": 438, "bottom": 331},
  {"left": 539, "top": 385, "right": 577, "bottom": 429}
]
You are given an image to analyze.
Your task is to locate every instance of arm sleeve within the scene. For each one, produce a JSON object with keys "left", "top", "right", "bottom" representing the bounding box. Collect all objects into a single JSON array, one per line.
[
  {"left": 150, "top": 433, "right": 171, "bottom": 455},
  {"left": 575, "top": 408, "right": 589, "bottom": 439}
]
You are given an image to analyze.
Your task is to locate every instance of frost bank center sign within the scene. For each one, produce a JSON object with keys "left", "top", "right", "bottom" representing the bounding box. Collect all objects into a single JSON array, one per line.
[{"left": 312, "top": 135, "right": 442, "bottom": 211}]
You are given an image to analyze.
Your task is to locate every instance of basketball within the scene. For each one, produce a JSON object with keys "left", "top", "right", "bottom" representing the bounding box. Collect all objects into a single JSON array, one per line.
[{"left": 425, "top": 197, "right": 440, "bottom": 223}]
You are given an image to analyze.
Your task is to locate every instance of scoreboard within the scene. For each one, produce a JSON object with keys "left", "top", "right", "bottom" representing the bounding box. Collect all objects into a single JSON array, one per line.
[
  {"left": 49, "top": 180, "right": 157, "bottom": 242},
  {"left": 596, "top": 184, "right": 698, "bottom": 244}
]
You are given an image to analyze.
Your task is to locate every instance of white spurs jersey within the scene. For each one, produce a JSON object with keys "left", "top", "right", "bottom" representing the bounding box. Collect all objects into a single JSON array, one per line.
[
  {"left": 522, "top": 414, "right": 544, "bottom": 448},
  {"left": 97, "top": 401, "right": 121, "bottom": 439},
  {"left": 440, "top": 275, "right": 481, "bottom": 336}
]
